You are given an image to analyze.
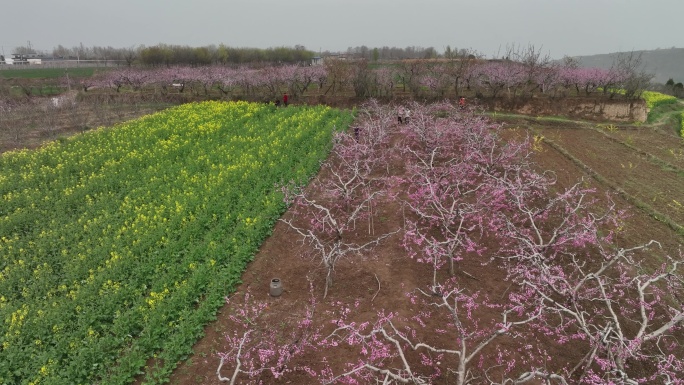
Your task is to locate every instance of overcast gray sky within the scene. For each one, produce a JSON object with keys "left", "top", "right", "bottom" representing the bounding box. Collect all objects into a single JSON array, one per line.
[{"left": 1, "top": 0, "right": 682, "bottom": 59}]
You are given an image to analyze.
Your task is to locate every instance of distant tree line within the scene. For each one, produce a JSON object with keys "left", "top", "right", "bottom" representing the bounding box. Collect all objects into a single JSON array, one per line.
[
  {"left": 138, "top": 44, "right": 314, "bottom": 67},
  {"left": 341, "top": 45, "right": 478, "bottom": 61},
  {"left": 664, "top": 78, "right": 684, "bottom": 97},
  {"left": 5, "top": 43, "right": 659, "bottom": 101},
  {"left": 10, "top": 43, "right": 478, "bottom": 65},
  {"left": 54, "top": 45, "right": 651, "bottom": 103},
  {"left": 8, "top": 44, "right": 136, "bottom": 66},
  {"left": 9, "top": 43, "right": 315, "bottom": 67}
]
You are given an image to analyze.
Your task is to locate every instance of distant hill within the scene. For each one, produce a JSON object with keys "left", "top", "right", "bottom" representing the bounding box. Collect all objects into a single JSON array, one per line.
[{"left": 571, "top": 48, "right": 684, "bottom": 85}]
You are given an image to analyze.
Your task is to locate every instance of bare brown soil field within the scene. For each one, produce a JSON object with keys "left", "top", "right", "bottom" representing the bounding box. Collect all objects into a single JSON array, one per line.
[
  {"left": 0, "top": 95, "right": 173, "bottom": 153},
  {"left": 539, "top": 126, "right": 684, "bottom": 232},
  {"left": 603, "top": 127, "right": 684, "bottom": 170}
]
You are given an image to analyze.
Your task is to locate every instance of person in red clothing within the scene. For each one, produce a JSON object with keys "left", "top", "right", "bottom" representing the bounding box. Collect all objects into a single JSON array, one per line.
[
  {"left": 283, "top": 92, "right": 289, "bottom": 107},
  {"left": 458, "top": 96, "right": 466, "bottom": 108}
]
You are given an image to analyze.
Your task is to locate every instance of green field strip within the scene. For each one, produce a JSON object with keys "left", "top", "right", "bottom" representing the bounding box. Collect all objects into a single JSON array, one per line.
[{"left": 0, "top": 101, "right": 354, "bottom": 385}]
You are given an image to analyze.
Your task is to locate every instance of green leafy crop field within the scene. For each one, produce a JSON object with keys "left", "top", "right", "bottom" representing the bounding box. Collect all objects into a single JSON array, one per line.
[{"left": 0, "top": 101, "right": 353, "bottom": 385}]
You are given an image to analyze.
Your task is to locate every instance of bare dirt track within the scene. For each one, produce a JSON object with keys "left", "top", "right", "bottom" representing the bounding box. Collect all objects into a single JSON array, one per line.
[{"left": 165, "top": 110, "right": 683, "bottom": 385}]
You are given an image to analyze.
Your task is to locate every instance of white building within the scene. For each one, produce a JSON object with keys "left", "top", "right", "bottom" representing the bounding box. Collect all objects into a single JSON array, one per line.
[{"left": 9, "top": 53, "right": 42, "bottom": 65}]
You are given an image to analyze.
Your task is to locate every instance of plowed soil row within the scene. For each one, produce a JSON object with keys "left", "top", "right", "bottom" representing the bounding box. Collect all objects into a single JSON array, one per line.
[
  {"left": 603, "top": 127, "right": 684, "bottom": 170},
  {"left": 541, "top": 127, "right": 684, "bottom": 230}
]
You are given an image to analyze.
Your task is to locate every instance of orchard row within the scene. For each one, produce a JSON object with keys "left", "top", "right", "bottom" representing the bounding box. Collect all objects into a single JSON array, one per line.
[
  {"left": 219, "top": 101, "right": 684, "bottom": 384},
  {"left": 69, "top": 59, "right": 649, "bottom": 101}
]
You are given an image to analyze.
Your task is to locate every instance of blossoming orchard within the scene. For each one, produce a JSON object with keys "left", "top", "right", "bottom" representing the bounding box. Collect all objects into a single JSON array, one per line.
[
  {"left": 70, "top": 58, "right": 644, "bottom": 102},
  {"left": 1, "top": 50, "right": 683, "bottom": 385},
  {"left": 212, "top": 101, "right": 683, "bottom": 384}
]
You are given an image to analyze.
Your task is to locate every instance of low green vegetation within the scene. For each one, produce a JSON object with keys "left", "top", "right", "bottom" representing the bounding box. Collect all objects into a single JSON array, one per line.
[
  {"left": 641, "top": 90, "right": 678, "bottom": 110},
  {"left": 7, "top": 84, "right": 64, "bottom": 97},
  {"left": 641, "top": 91, "right": 679, "bottom": 123},
  {"left": 0, "top": 101, "right": 353, "bottom": 385},
  {"left": 0, "top": 67, "right": 96, "bottom": 79}
]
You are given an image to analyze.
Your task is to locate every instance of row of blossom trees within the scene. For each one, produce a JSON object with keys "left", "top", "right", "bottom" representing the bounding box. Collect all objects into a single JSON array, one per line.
[
  {"left": 71, "top": 56, "right": 650, "bottom": 102},
  {"left": 216, "top": 101, "right": 683, "bottom": 384},
  {"left": 75, "top": 65, "right": 328, "bottom": 101}
]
